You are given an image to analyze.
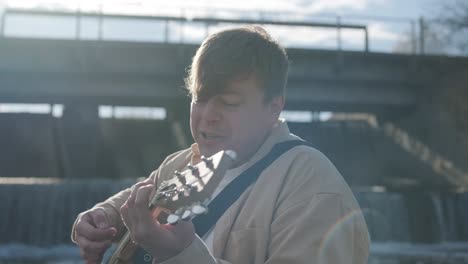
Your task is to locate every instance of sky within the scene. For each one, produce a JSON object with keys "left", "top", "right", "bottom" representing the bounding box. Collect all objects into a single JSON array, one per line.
[
  {"left": 1, "top": 0, "right": 437, "bottom": 18},
  {"left": 0, "top": 0, "right": 440, "bottom": 53}
]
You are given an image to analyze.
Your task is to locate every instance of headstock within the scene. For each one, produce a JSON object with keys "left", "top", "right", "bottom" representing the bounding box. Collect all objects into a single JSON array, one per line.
[{"left": 148, "top": 150, "right": 236, "bottom": 224}]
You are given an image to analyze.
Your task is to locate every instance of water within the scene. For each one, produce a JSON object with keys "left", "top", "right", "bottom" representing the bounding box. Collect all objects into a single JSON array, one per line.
[
  {"left": 0, "top": 244, "right": 81, "bottom": 264},
  {"left": 1, "top": 180, "right": 468, "bottom": 263}
]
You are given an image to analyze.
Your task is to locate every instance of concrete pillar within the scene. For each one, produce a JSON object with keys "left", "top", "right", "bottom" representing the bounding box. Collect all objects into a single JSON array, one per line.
[
  {"left": 167, "top": 101, "right": 192, "bottom": 149},
  {"left": 58, "top": 103, "right": 100, "bottom": 179}
]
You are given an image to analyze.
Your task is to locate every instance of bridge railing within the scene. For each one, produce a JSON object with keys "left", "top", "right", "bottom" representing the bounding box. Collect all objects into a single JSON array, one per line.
[
  {"left": 0, "top": 5, "right": 430, "bottom": 54},
  {"left": 0, "top": 7, "right": 370, "bottom": 52}
]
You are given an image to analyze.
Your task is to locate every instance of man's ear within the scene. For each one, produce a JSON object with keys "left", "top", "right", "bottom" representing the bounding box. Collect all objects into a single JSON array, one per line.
[{"left": 269, "top": 95, "right": 285, "bottom": 119}]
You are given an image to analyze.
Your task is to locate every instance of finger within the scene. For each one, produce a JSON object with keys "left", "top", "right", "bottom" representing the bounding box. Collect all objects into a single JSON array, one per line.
[
  {"left": 81, "top": 247, "right": 102, "bottom": 264},
  {"left": 135, "top": 184, "right": 154, "bottom": 209},
  {"left": 120, "top": 202, "right": 132, "bottom": 229},
  {"left": 128, "top": 179, "right": 152, "bottom": 206},
  {"left": 89, "top": 209, "right": 110, "bottom": 229},
  {"left": 170, "top": 220, "right": 196, "bottom": 247},
  {"left": 76, "top": 235, "right": 112, "bottom": 261},
  {"left": 145, "top": 220, "right": 195, "bottom": 257},
  {"left": 133, "top": 185, "right": 155, "bottom": 228},
  {"left": 85, "top": 226, "right": 116, "bottom": 242},
  {"left": 168, "top": 219, "right": 195, "bottom": 237},
  {"left": 76, "top": 215, "right": 116, "bottom": 242}
]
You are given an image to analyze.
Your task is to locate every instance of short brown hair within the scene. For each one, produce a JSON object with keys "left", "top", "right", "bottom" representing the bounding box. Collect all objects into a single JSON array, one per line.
[{"left": 185, "top": 25, "right": 289, "bottom": 103}]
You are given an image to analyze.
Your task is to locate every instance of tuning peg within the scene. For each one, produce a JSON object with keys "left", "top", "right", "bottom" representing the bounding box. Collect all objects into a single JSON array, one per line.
[
  {"left": 167, "top": 214, "right": 180, "bottom": 224},
  {"left": 179, "top": 184, "right": 194, "bottom": 197},
  {"left": 177, "top": 188, "right": 186, "bottom": 197},
  {"left": 181, "top": 208, "right": 192, "bottom": 220},
  {"left": 201, "top": 156, "right": 214, "bottom": 170},
  {"left": 187, "top": 165, "right": 199, "bottom": 176},
  {"left": 167, "top": 208, "right": 184, "bottom": 225},
  {"left": 164, "top": 192, "right": 174, "bottom": 200},
  {"left": 225, "top": 150, "right": 237, "bottom": 160},
  {"left": 188, "top": 165, "right": 205, "bottom": 187},
  {"left": 192, "top": 204, "right": 208, "bottom": 215},
  {"left": 174, "top": 170, "right": 186, "bottom": 185}
]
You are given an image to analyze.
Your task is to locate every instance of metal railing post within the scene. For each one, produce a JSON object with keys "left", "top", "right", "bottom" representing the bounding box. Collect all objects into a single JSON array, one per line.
[
  {"left": 98, "top": 2, "right": 103, "bottom": 40},
  {"left": 164, "top": 20, "right": 169, "bottom": 43},
  {"left": 75, "top": 3, "right": 81, "bottom": 40},
  {"left": 364, "top": 26, "right": 369, "bottom": 52},
  {"left": 336, "top": 16, "right": 342, "bottom": 51},
  {"left": 0, "top": 10, "right": 5, "bottom": 37},
  {"left": 419, "top": 16, "right": 425, "bottom": 55},
  {"left": 205, "top": 22, "right": 209, "bottom": 39},
  {"left": 411, "top": 20, "right": 416, "bottom": 54},
  {"left": 179, "top": 8, "right": 184, "bottom": 43}
]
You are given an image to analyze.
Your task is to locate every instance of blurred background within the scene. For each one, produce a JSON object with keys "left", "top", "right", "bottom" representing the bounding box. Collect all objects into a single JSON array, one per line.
[{"left": 0, "top": 0, "right": 468, "bottom": 263}]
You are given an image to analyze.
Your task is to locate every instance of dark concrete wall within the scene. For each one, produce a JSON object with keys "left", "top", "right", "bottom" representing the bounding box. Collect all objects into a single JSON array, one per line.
[
  {"left": 394, "top": 64, "right": 468, "bottom": 173},
  {"left": 0, "top": 38, "right": 425, "bottom": 113},
  {"left": 289, "top": 121, "right": 449, "bottom": 188},
  {"left": 0, "top": 114, "right": 61, "bottom": 178},
  {"left": 0, "top": 113, "right": 177, "bottom": 179}
]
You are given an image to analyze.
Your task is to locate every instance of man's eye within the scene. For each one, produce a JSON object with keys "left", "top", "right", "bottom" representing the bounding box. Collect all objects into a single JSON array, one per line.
[
  {"left": 194, "top": 98, "right": 208, "bottom": 104},
  {"left": 222, "top": 101, "right": 241, "bottom": 107},
  {"left": 219, "top": 97, "right": 239, "bottom": 105}
]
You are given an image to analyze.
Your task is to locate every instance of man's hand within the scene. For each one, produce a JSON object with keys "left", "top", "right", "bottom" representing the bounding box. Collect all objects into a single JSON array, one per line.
[
  {"left": 120, "top": 179, "right": 196, "bottom": 262},
  {"left": 73, "top": 208, "right": 117, "bottom": 264}
]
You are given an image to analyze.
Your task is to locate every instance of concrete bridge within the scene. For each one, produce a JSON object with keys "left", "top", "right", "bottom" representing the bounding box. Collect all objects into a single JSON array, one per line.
[
  {"left": 1, "top": 12, "right": 468, "bottom": 264},
  {"left": 1, "top": 36, "right": 457, "bottom": 115},
  {"left": 1, "top": 36, "right": 468, "bottom": 184}
]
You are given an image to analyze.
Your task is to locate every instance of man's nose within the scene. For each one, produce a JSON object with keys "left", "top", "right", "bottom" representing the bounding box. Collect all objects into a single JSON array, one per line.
[{"left": 202, "top": 100, "right": 222, "bottom": 123}]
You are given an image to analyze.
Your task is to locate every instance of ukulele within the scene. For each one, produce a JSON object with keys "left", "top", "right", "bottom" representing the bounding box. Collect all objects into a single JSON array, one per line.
[{"left": 104, "top": 149, "right": 236, "bottom": 264}]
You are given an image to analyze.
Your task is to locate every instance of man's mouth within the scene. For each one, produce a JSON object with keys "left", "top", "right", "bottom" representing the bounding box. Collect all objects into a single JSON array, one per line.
[{"left": 200, "top": 132, "right": 222, "bottom": 141}]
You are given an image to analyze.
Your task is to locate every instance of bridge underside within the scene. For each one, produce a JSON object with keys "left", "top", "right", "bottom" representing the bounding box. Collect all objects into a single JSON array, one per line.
[
  {"left": 0, "top": 37, "right": 436, "bottom": 115},
  {"left": 1, "top": 37, "right": 468, "bottom": 184}
]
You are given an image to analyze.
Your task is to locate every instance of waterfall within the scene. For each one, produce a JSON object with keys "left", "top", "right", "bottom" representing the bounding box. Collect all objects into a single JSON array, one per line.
[{"left": 0, "top": 179, "right": 135, "bottom": 246}]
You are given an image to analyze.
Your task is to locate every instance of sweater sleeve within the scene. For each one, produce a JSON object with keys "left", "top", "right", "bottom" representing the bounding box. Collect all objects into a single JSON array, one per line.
[
  {"left": 71, "top": 170, "right": 159, "bottom": 243},
  {"left": 70, "top": 149, "right": 191, "bottom": 243}
]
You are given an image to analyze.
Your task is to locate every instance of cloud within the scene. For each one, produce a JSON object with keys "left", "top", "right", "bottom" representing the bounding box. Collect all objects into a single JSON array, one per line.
[
  {"left": 6, "top": 0, "right": 382, "bottom": 14},
  {"left": 367, "top": 22, "right": 400, "bottom": 41},
  {"left": 293, "top": 0, "right": 371, "bottom": 13}
]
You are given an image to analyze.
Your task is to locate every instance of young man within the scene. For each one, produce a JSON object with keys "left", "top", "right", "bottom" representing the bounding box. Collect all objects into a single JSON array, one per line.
[{"left": 72, "top": 26, "right": 370, "bottom": 264}]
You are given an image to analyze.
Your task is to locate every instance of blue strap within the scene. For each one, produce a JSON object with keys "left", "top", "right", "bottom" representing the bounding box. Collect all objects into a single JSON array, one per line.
[{"left": 193, "top": 139, "right": 308, "bottom": 237}]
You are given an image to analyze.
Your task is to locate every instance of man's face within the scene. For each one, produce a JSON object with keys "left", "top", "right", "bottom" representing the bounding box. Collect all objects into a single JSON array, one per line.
[{"left": 190, "top": 75, "right": 283, "bottom": 166}]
